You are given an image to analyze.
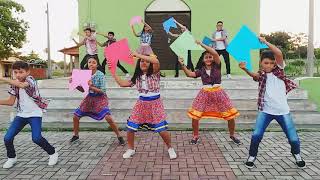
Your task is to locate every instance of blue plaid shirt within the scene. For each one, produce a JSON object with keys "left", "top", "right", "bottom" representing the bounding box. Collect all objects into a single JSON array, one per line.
[
  {"left": 91, "top": 70, "right": 106, "bottom": 93},
  {"left": 138, "top": 31, "right": 152, "bottom": 45}
]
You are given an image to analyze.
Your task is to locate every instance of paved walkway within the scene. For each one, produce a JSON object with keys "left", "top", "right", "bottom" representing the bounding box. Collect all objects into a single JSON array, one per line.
[{"left": 0, "top": 131, "right": 319, "bottom": 179}]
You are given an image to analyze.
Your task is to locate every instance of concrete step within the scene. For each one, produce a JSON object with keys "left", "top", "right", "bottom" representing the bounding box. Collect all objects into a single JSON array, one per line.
[
  {"left": 39, "top": 88, "right": 308, "bottom": 100},
  {"left": 38, "top": 77, "right": 260, "bottom": 89},
  {"left": 47, "top": 99, "right": 318, "bottom": 112},
  {"left": 41, "top": 109, "right": 320, "bottom": 125}
]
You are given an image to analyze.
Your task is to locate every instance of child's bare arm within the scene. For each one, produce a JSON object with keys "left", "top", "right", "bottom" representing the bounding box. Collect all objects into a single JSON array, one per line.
[
  {"left": 0, "top": 96, "right": 16, "bottom": 106},
  {"left": 259, "top": 37, "right": 284, "bottom": 66},
  {"left": 97, "top": 41, "right": 104, "bottom": 47},
  {"left": 131, "top": 26, "right": 140, "bottom": 37},
  {"left": 0, "top": 77, "right": 29, "bottom": 89},
  {"left": 97, "top": 32, "right": 108, "bottom": 38},
  {"left": 168, "top": 31, "right": 180, "bottom": 38},
  {"left": 112, "top": 74, "right": 132, "bottom": 87},
  {"left": 196, "top": 40, "right": 220, "bottom": 64},
  {"left": 178, "top": 57, "right": 196, "bottom": 78},
  {"left": 239, "top": 62, "right": 260, "bottom": 80},
  {"left": 73, "top": 38, "right": 84, "bottom": 47},
  {"left": 142, "top": 20, "right": 152, "bottom": 32}
]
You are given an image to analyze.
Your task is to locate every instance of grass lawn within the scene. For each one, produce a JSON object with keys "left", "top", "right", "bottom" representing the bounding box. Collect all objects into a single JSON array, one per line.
[{"left": 300, "top": 78, "right": 320, "bottom": 112}]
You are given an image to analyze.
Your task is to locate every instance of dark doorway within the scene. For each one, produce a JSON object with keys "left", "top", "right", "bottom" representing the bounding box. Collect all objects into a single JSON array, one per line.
[{"left": 145, "top": 12, "right": 191, "bottom": 70}]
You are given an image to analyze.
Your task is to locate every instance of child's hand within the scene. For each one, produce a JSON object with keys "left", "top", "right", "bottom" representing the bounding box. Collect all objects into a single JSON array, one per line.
[
  {"left": 195, "top": 40, "right": 201, "bottom": 45},
  {"left": 258, "top": 37, "right": 267, "bottom": 44},
  {"left": 239, "top": 62, "right": 247, "bottom": 70},
  {"left": 88, "top": 80, "right": 93, "bottom": 86},
  {"left": 173, "top": 18, "right": 177, "bottom": 23},
  {"left": 178, "top": 57, "right": 184, "bottom": 65},
  {"left": 130, "top": 52, "right": 138, "bottom": 58}
]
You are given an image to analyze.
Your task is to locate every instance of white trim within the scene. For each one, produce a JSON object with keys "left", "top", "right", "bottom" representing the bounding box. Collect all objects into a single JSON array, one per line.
[{"left": 145, "top": 0, "right": 190, "bottom": 12}]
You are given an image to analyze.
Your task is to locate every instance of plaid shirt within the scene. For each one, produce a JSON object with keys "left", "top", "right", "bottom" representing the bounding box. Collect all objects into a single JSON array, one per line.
[
  {"left": 84, "top": 35, "right": 97, "bottom": 55},
  {"left": 91, "top": 70, "right": 106, "bottom": 93},
  {"left": 255, "top": 66, "right": 297, "bottom": 111},
  {"left": 132, "top": 72, "right": 160, "bottom": 94},
  {"left": 8, "top": 76, "right": 49, "bottom": 111}
]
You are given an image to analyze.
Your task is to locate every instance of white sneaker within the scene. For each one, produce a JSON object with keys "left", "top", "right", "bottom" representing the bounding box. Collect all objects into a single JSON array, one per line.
[
  {"left": 3, "top": 157, "right": 17, "bottom": 169},
  {"left": 48, "top": 152, "right": 58, "bottom": 166},
  {"left": 168, "top": 148, "right": 177, "bottom": 159},
  {"left": 123, "top": 149, "right": 135, "bottom": 159},
  {"left": 226, "top": 74, "right": 232, "bottom": 79},
  {"left": 125, "top": 73, "right": 130, "bottom": 78}
]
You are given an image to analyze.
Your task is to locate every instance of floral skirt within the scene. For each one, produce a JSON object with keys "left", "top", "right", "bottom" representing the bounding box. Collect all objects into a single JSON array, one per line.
[
  {"left": 188, "top": 87, "right": 240, "bottom": 121},
  {"left": 74, "top": 93, "right": 110, "bottom": 121}
]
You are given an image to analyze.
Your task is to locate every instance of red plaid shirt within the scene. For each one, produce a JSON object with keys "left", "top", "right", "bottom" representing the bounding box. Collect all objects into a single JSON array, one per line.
[
  {"left": 255, "top": 66, "right": 297, "bottom": 111},
  {"left": 131, "top": 72, "right": 160, "bottom": 94},
  {"left": 8, "top": 76, "right": 49, "bottom": 111}
]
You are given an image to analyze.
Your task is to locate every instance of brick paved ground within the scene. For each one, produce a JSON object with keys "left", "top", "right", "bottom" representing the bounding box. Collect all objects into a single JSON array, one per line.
[
  {"left": 0, "top": 132, "right": 117, "bottom": 180},
  {"left": 88, "top": 132, "right": 236, "bottom": 180},
  {"left": 0, "top": 131, "right": 319, "bottom": 179},
  {"left": 211, "top": 131, "right": 320, "bottom": 180}
]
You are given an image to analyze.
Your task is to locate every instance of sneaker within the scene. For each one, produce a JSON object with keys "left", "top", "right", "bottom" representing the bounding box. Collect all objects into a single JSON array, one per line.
[
  {"left": 190, "top": 137, "right": 200, "bottom": 145},
  {"left": 118, "top": 137, "right": 125, "bottom": 146},
  {"left": 123, "top": 149, "right": 135, "bottom": 159},
  {"left": 226, "top": 74, "right": 232, "bottom": 79},
  {"left": 69, "top": 135, "right": 79, "bottom": 144},
  {"left": 245, "top": 156, "right": 256, "bottom": 169},
  {"left": 174, "top": 74, "right": 179, "bottom": 78},
  {"left": 3, "top": 157, "right": 17, "bottom": 169},
  {"left": 168, "top": 148, "right": 177, "bottom": 159},
  {"left": 230, "top": 136, "right": 242, "bottom": 145},
  {"left": 292, "top": 153, "right": 306, "bottom": 168},
  {"left": 48, "top": 152, "right": 58, "bottom": 166},
  {"left": 125, "top": 73, "right": 130, "bottom": 78}
]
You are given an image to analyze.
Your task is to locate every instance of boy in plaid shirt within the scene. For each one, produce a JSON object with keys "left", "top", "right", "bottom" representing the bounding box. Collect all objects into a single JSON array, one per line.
[
  {"left": 0, "top": 61, "right": 58, "bottom": 169},
  {"left": 239, "top": 37, "right": 305, "bottom": 169}
]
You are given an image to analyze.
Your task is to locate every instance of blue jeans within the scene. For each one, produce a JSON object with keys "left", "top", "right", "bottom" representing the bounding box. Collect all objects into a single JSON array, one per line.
[
  {"left": 4, "top": 116, "right": 55, "bottom": 158},
  {"left": 249, "top": 111, "right": 300, "bottom": 157}
]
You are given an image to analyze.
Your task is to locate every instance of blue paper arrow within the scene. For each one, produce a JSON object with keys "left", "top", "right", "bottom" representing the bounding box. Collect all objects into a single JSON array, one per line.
[
  {"left": 163, "top": 17, "right": 177, "bottom": 33},
  {"left": 202, "top": 36, "right": 213, "bottom": 46},
  {"left": 226, "top": 25, "right": 268, "bottom": 71}
]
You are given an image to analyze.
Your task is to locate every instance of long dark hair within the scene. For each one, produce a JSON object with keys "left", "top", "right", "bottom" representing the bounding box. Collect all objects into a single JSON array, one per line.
[
  {"left": 85, "top": 56, "right": 105, "bottom": 74},
  {"left": 195, "top": 51, "right": 207, "bottom": 70},
  {"left": 131, "top": 59, "right": 154, "bottom": 84}
]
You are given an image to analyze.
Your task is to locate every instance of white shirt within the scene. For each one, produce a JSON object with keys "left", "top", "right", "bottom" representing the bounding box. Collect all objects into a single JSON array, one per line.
[
  {"left": 139, "top": 74, "right": 160, "bottom": 97},
  {"left": 215, "top": 31, "right": 226, "bottom": 50},
  {"left": 205, "top": 69, "right": 211, "bottom": 76},
  {"left": 262, "top": 63, "right": 290, "bottom": 115},
  {"left": 17, "top": 89, "right": 43, "bottom": 118}
]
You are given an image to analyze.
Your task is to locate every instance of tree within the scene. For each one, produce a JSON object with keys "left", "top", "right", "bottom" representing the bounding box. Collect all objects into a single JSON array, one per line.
[
  {"left": 260, "top": 32, "right": 292, "bottom": 52},
  {"left": 315, "top": 48, "right": 320, "bottom": 59},
  {"left": 0, "top": 0, "right": 28, "bottom": 59}
]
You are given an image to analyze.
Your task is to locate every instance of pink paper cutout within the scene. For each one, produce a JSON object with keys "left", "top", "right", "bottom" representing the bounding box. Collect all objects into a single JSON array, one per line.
[
  {"left": 104, "top": 38, "right": 134, "bottom": 75},
  {"left": 68, "top": 69, "right": 92, "bottom": 95},
  {"left": 129, "top": 16, "right": 142, "bottom": 26}
]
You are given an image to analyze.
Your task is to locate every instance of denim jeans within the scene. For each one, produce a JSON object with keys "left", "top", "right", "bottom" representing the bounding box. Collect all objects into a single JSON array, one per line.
[
  {"left": 4, "top": 116, "right": 55, "bottom": 158},
  {"left": 249, "top": 111, "right": 300, "bottom": 157}
]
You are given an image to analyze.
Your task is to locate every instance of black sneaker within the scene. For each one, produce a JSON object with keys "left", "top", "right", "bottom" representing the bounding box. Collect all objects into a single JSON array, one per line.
[
  {"left": 118, "top": 137, "right": 125, "bottom": 146},
  {"left": 245, "top": 156, "right": 256, "bottom": 169},
  {"left": 190, "top": 137, "right": 200, "bottom": 145},
  {"left": 292, "top": 153, "right": 306, "bottom": 168},
  {"left": 70, "top": 136, "right": 79, "bottom": 143},
  {"left": 230, "top": 136, "right": 242, "bottom": 145},
  {"left": 174, "top": 74, "right": 179, "bottom": 78}
]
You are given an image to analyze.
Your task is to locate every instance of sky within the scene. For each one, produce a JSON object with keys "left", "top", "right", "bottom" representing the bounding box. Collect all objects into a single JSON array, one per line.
[{"left": 12, "top": 0, "right": 320, "bottom": 61}]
